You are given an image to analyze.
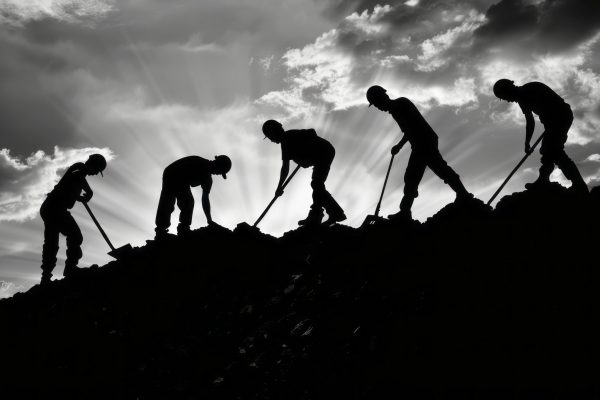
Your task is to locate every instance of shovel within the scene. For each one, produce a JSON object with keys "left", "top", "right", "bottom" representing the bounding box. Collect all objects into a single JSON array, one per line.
[
  {"left": 253, "top": 164, "right": 301, "bottom": 228},
  {"left": 235, "top": 164, "right": 301, "bottom": 233},
  {"left": 83, "top": 201, "right": 133, "bottom": 259},
  {"left": 487, "top": 132, "right": 544, "bottom": 206},
  {"left": 362, "top": 154, "right": 395, "bottom": 226}
]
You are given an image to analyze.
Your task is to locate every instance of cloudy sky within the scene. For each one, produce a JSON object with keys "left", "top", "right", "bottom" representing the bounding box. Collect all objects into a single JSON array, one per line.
[{"left": 1, "top": 0, "right": 599, "bottom": 296}]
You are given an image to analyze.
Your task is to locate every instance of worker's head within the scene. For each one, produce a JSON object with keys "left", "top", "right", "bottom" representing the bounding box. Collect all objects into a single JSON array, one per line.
[
  {"left": 262, "top": 119, "right": 284, "bottom": 143},
  {"left": 85, "top": 154, "right": 107, "bottom": 176},
  {"left": 493, "top": 79, "right": 517, "bottom": 102},
  {"left": 366, "top": 85, "right": 390, "bottom": 111},
  {"left": 213, "top": 155, "right": 232, "bottom": 179}
]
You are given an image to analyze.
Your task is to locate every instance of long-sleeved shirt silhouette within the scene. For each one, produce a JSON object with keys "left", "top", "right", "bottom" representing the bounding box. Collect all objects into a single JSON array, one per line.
[
  {"left": 516, "top": 82, "right": 569, "bottom": 125},
  {"left": 281, "top": 129, "right": 333, "bottom": 167},
  {"left": 47, "top": 162, "right": 93, "bottom": 208},
  {"left": 389, "top": 98, "right": 438, "bottom": 150}
]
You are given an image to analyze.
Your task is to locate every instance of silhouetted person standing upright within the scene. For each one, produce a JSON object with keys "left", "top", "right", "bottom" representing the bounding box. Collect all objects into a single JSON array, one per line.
[
  {"left": 262, "top": 120, "right": 346, "bottom": 226},
  {"left": 154, "top": 155, "right": 231, "bottom": 239},
  {"left": 367, "top": 85, "right": 472, "bottom": 220},
  {"left": 39, "top": 154, "right": 107, "bottom": 284},
  {"left": 493, "top": 79, "right": 588, "bottom": 193}
]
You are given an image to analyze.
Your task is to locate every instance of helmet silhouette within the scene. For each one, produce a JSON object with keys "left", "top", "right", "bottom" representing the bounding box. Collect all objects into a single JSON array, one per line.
[
  {"left": 214, "top": 155, "right": 232, "bottom": 179},
  {"left": 86, "top": 154, "right": 107, "bottom": 176},
  {"left": 366, "top": 85, "right": 388, "bottom": 106},
  {"left": 493, "top": 79, "right": 515, "bottom": 99},
  {"left": 262, "top": 119, "right": 283, "bottom": 138}
]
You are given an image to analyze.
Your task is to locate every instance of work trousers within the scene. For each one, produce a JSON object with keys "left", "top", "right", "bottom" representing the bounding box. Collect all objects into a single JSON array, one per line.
[
  {"left": 40, "top": 199, "right": 83, "bottom": 273},
  {"left": 539, "top": 108, "right": 586, "bottom": 188},
  {"left": 155, "top": 174, "right": 194, "bottom": 234},
  {"left": 403, "top": 144, "right": 465, "bottom": 199},
  {"left": 310, "top": 144, "right": 344, "bottom": 218}
]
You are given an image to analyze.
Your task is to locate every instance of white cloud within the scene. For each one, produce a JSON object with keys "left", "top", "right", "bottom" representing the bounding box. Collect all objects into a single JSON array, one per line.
[
  {"left": 0, "top": 0, "right": 114, "bottom": 26},
  {"left": 586, "top": 154, "right": 600, "bottom": 162},
  {"left": 416, "top": 11, "right": 485, "bottom": 72},
  {"left": 0, "top": 146, "right": 114, "bottom": 222},
  {"left": 259, "top": 55, "right": 275, "bottom": 71},
  {"left": 0, "top": 280, "right": 24, "bottom": 299}
]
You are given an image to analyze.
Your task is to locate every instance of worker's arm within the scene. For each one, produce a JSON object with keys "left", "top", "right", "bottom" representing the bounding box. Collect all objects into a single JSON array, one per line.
[
  {"left": 201, "top": 187, "right": 213, "bottom": 225},
  {"left": 391, "top": 135, "right": 408, "bottom": 155},
  {"left": 275, "top": 159, "right": 290, "bottom": 197},
  {"left": 78, "top": 178, "right": 93, "bottom": 203},
  {"left": 521, "top": 105, "right": 535, "bottom": 154}
]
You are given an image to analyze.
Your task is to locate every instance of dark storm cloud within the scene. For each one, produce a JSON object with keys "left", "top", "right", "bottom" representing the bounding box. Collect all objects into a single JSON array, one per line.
[
  {"left": 475, "top": 0, "right": 600, "bottom": 52},
  {"left": 0, "top": 33, "right": 77, "bottom": 156},
  {"left": 474, "top": 0, "right": 538, "bottom": 40}
]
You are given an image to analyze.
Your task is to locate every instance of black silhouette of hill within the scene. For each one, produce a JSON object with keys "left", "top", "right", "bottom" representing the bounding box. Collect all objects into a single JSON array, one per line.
[{"left": 1, "top": 185, "right": 599, "bottom": 399}]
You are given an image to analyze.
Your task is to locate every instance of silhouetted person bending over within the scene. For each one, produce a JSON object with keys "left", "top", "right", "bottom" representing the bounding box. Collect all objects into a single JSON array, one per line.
[
  {"left": 39, "top": 154, "right": 107, "bottom": 284},
  {"left": 493, "top": 79, "right": 588, "bottom": 193},
  {"left": 154, "top": 155, "right": 231, "bottom": 239},
  {"left": 367, "top": 85, "right": 472, "bottom": 220},
  {"left": 262, "top": 120, "right": 346, "bottom": 226}
]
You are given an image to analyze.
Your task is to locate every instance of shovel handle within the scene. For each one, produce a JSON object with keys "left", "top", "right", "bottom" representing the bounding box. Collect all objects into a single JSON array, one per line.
[
  {"left": 374, "top": 154, "right": 395, "bottom": 217},
  {"left": 487, "top": 132, "right": 545, "bottom": 206},
  {"left": 253, "top": 164, "right": 301, "bottom": 228},
  {"left": 82, "top": 201, "right": 116, "bottom": 251}
]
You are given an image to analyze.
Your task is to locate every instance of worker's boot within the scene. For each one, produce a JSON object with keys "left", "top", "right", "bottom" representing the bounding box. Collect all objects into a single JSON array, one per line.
[
  {"left": 448, "top": 178, "right": 473, "bottom": 202},
  {"left": 40, "top": 269, "right": 52, "bottom": 286},
  {"left": 154, "top": 227, "right": 170, "bottom": 241},
  {"left": 298, "top": 208, "right": 324, "bottom": 226},
  {"left": 388, "top": 196, "right": 414, "bottom": 221},
  {"left": 63, "top": 261, "right": 83, "bottom": 278},
  {"left": 524, "top": 177, "right": 551, "bottom": 191},
  {"left": 323, "top": 211, "right": 347, "bottom": 226},
  {"left": 177, "top": 224, "right": 192, "bottom": 237}
]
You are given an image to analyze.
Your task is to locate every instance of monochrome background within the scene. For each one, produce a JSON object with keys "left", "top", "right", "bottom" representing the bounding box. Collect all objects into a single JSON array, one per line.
[{"left": 1, "top": 0, "right": 599, "bottom": 296}]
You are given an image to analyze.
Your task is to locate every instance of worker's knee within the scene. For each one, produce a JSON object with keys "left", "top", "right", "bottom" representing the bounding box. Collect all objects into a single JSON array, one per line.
[
  {"left": 311, "top": 179, "right": 325, "bottom": 191},
  {"left": 66, "top": 229, "right": 83, "bottom": 247},
  {"left": 403, "top": 185, "right": 418, "bottom": 198}
]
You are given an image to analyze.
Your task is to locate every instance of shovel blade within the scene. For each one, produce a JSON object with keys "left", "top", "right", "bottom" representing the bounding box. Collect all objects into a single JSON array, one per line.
[
  {"left": 361, "top": 214, "right": 386, "bottom": 228},
  {"left": 108, "top": 243, "right": 133, "bottom": 259}
]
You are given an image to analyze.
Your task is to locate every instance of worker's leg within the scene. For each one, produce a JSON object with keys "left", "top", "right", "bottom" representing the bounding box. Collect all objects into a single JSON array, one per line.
[
  {"left": 155, "top": 177, "right": 177, "bottom": 237},
  {"left": 427, "top": 149, "right": 470, "bottom": 198},
  {"left": 40, "top": 202, "right": 60, "bottom": 284},
  {"left": 313, "top": 148, "right": 346, "bottom": 225},
  {"left": 61, "top": 212, "right": 83, "bottom": 277},
  {"left": 544, "top": 113, "right": 587, "bottom": 193},
  {"left": 394, "top": 151, "right": 426, "bottom": 219},
  {"left": 176, "top": 187, "right": 194, "bottom": 235}
]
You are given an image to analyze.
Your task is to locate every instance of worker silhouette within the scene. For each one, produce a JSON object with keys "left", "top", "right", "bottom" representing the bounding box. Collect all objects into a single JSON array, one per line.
[
  {"left": 154, "top": 155, "right": 231, "bottom": 239},
  {"left": 367, "top": 85, "right": 472, "bottom": 220},
  {"left": 493, "top": 79, "right": 588, "bottom": 193},
  {"left": 262, "top": 120, "right": 346, "bottom": 226},
  {"left": 39, "top": 154, "right": 107, "bottom": 284}
]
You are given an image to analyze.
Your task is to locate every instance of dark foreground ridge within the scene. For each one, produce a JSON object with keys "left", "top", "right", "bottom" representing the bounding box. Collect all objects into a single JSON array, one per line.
[{"left": 1, "top": 185, "right": 599, "bottom": 399}]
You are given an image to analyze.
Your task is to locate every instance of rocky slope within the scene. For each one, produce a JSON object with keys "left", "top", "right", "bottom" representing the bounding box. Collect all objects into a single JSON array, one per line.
[{"left": 1, "top": 184, "right": 599, "bottom": 399}]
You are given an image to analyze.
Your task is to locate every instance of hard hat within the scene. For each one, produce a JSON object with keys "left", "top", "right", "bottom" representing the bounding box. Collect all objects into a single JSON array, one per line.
[
  {"left": 366, "top": 85, "right": 387, "bottom": 107},
  {"left": 87, "top": 154, "right": 107, "bottom": 177},
  {"left": 493, "top": 79, "right": 515, "bottom": 99},
  {"left": 214, "top": 155, "right": 232, "bottom": 179},
  {"left": 262, "top": 119, "right": 282, "bottom": 139}
]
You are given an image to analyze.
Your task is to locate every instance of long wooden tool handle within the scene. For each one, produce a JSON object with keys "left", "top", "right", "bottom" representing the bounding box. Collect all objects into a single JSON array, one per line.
[
  {"left": 374, "top": 154, "right": 395, "bottom": 217},
  {"left": 83, "top": 202, "right": 116, "bottom": 251},
  {"left": 253, "top": 164, "right": 301, "bottom": 228},
  {"left": 487, "top": 133, "right": 545, "bottom": 206}
]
